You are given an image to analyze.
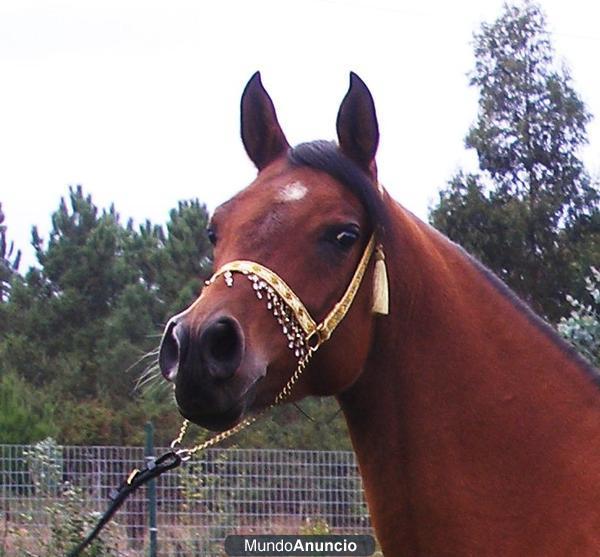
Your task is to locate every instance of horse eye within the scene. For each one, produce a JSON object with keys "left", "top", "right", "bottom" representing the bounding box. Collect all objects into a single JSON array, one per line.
[
  {"left": 334, "top": 228, "right": 360, "bottom": 250},
  {"left": 207, "top": 228, "right": 217, "bottom": 246}
]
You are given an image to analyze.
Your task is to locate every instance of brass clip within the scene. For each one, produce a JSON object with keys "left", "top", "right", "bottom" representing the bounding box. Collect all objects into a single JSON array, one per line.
[{"left": 126, "top": 468, "right": 140, "bottom": 485}]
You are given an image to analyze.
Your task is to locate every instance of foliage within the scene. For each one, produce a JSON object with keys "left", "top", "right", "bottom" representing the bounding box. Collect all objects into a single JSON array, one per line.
[
  {"left": 429, "top": 1, "right": 600, "bottom": 319},
  {"left": 558, "top": 267, "right": 600, "bottom": 367},
  {"left": 0, "top": 185, "right": 352, "bottom": 449},
  {"left": 0, "top": 186, "right": 212, "bottom": 445},
  {"left": 299, "top": 518, "right": 331, "bottom": 535},
  {"left": 42, "top": 482, "right": 118, "bottom": 557},
  {"left": 0, "top": 372, "right": 57, "bottom": 444},
  {"left": 22, "top": 438, "right": 116, "bottom": 555},
  {"left": 232, "top": 398, "right": 352, "bottom": 450},
  {"left": 23, "top": 437, "right": 62, "bottom": 497},
  {"left": 0, "top": 203, "right": 21, "bottom": 302},
  {"left": 2, "top": 438, "right": 117, "bottom": 557}
]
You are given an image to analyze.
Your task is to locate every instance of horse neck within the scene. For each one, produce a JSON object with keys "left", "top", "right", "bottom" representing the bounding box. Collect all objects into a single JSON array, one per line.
[{"left": 338, "top": 202, "right": 600, "bottom": 556}]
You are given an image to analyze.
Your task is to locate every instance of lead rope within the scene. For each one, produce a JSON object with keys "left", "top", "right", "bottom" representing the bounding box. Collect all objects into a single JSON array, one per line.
[
  {"left": 67, "top": 235, "right": 383, "bottom": 557},
  {"left": 67, "top": 357, "right": 312, "bottom": 557},
  {"left": 67, "top": 269, "right": 320, "bottom": 557},
  {"left": 68, "top": 300, "right": 320, "bottom": 557}
]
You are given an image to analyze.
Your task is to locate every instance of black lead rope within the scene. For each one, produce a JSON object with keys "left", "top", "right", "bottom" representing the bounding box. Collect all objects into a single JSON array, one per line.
[{"left": 67, "top": 450, "right": 183, "bottom": 557}]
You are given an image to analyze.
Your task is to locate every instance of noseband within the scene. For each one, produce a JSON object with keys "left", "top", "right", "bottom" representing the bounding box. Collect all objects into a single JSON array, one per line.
[
  {"left": 171, "top": 234, "right": 388, "bottom": 458},
  {"left": 212, "top": 234, "right": 378, "bottom": 350}
]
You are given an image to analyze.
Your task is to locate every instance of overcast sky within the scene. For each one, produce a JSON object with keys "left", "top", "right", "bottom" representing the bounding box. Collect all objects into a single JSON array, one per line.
[{"left": 1, "top": 0, "right": 599, "bottom": 269}]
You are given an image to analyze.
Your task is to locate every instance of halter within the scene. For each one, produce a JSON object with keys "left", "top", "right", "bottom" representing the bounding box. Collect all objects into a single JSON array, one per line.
[
  {"left": 68, "top": 231, "right": 389, "bottom": 556},
  {"left": 170, "top": 234, "right": 388, "bottom": 459}
]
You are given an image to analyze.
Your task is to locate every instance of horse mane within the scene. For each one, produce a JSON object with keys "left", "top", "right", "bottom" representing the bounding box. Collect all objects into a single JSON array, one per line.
[
  {"left": 287, "top": 140, "right": 389, "bottom": 235},
  {"left": 446, "top": 230, "right": 600, "bottom": 387},
  {"left": 289, "top": 140, "right": 599, "bottom": 385}
]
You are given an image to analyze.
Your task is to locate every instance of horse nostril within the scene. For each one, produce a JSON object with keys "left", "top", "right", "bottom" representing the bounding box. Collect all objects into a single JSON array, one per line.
[
  {"left": 199, "top": 317, "right": 244, "bottom": 380},
  {"left": 208, "top": 322, "right": 236, "bottom": 361},
  {"left": 159, "top": 320, "right": 188, "bottom": 381}
]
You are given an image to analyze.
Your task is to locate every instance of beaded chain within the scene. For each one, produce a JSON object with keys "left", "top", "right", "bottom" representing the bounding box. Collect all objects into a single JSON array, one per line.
[{"left": 170, "top": 235, "right": 376, "bottom": 460}]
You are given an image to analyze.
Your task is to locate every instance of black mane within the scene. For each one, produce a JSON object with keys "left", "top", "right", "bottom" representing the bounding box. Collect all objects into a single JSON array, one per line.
[{"left": 287, "top": 140, "right": 388, "bottom": 235}]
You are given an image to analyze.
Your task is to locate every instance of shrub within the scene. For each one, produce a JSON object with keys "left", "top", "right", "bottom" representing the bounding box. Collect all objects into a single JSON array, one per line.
[{"left": 558, "top": 267, "right": 600, "bottom": 368}]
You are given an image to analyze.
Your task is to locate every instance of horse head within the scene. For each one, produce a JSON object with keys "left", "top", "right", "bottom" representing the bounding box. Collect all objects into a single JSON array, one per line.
[
  {"left": 156, "top": 71, "right": 600, "bottom": 556},
  {"left": 158, "top": 72, "right": 387, "bottom": 431}
]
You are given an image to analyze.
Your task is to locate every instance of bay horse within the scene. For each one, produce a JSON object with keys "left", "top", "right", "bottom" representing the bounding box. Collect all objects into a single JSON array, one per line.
[{"left": 159, "top": 72, "right": 600, "bottom": 555}]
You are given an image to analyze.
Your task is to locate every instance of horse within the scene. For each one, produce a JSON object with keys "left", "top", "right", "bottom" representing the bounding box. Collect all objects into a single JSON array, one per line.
[{"left": 158, "top": 72, "right": 600, "bottom": 556}]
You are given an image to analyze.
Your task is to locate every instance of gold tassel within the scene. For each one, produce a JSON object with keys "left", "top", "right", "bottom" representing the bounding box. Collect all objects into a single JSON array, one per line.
[{"left": 372, "top": 244, "right": 389, "bottom": 315}]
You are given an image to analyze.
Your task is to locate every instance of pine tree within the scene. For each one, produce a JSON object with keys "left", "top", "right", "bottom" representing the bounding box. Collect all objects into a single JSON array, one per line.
[
  {"left": 0, "top": 202, "right": 21, "bottom": 302},
  {"left": 0, "top": 187, "right": 214, "bottom": 443},
  {"left": 430, "top": 1, "right": 600, "bottom": 319}
]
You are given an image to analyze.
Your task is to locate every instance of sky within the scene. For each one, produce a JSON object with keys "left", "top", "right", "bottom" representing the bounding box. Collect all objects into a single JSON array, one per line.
[{"left": 1, "top": 0, "right": 599, "bottom": 269}]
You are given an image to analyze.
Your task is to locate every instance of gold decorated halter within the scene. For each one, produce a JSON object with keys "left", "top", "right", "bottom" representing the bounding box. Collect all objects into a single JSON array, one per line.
[
  {"left": 170, "top": 234, "right": 388, "bottom": 459},
  {"left": 211, "top": 235, "right": 383, "bottom": 349}
]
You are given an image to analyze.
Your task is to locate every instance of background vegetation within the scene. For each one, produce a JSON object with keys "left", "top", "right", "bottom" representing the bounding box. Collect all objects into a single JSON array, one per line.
[
  {"left": 429, "top": 1, "right": 599, "bottom": 321},
  {"left": 1, "top": 1, "right": 598, "bottom": 447},
  {"left": 0, "top": 188, "right": 349, "bottom": 447}
]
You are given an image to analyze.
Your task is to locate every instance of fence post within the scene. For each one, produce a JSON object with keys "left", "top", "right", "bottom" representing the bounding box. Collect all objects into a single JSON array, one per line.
[{"left": 145, "top": 421, "right": 158, "bottom": 557}]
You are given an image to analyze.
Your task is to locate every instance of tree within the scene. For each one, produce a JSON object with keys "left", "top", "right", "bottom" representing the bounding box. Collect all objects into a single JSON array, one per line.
[
  {"left": 0, "top": 186, "right": 355, "bottom": 448},
  {"left": 0, "top": 202, "right": 21, "bottom": 302},
  {"left": 0, "top": 371, "right": 57, "bottom": 443},
  {"left": 0, "top": 187, "right": 214, "bottom": 444},
  {"left": 135, "top": 200, "right": 213, "bottom": 314},
  {"left": 430, "top": 1, "right": 599, "bottom": 319}
]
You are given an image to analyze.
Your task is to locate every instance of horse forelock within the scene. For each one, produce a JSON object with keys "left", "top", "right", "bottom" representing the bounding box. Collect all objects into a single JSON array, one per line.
[{"left": 287, "top": 140, "right": 389, "bottom": 237}]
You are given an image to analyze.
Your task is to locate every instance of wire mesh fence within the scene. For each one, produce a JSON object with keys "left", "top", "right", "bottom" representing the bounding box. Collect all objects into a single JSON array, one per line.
[{"left": 0, "top": 442, "right": 372, "bottom": 556}]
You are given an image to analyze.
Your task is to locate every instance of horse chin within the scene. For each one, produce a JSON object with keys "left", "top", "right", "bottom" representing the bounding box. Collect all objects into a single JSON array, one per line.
[{"left": 175, "top": 382, "right": 258, "bottom": 432}]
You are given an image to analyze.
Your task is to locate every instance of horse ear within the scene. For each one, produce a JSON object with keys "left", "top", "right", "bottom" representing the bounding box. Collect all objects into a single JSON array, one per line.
[
  {"left": 336, "top": 72, "right": 379, "bottom": 178},
  {"left": 241, "top": 72, "right": 290, "bottom": 170}
]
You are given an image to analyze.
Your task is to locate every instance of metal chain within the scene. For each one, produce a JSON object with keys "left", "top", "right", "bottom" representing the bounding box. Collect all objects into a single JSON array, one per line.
[
  {"left": 171, "top": 350, "right": 314, "bottom": 461},
  {"left": 169, "top": 266, "right": 319, "bottom": 461}
]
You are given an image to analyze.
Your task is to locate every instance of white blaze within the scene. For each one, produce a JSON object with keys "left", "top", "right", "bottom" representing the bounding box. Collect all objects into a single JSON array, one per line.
[{"left": 278, "top": 181, "right": 307, "bottom": 202}]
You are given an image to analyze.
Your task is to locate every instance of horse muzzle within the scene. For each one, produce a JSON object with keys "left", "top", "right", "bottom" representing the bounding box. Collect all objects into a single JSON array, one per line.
[{"left": 159, "top": 313, "right": 266, "bottom": 430}]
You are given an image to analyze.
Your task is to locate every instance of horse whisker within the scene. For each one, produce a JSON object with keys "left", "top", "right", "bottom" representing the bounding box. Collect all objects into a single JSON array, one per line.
[{"left": 127, "top": 347, "right": 161, "bottom": 374}]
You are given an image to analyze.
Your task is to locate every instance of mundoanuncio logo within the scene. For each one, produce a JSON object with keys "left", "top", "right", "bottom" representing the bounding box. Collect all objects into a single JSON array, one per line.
[{"left": 224, "top": 535, "right": 376, "bottom": 556}]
